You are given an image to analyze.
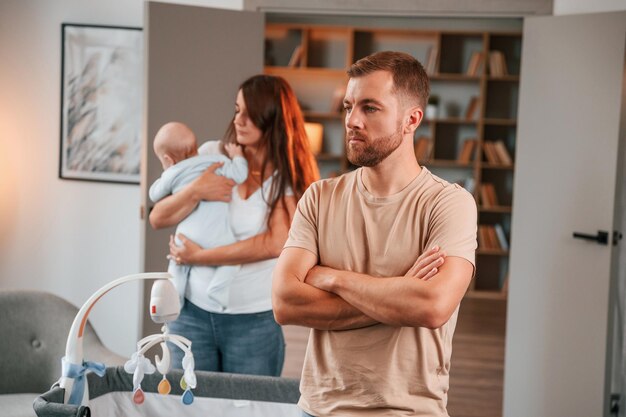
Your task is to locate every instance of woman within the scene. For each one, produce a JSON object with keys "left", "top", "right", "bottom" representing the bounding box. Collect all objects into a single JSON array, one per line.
[{"left": 149, "top": 75, "right": 319, "bottom": 376}]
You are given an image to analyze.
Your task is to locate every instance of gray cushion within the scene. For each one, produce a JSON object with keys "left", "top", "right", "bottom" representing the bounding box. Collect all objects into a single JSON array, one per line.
[{"left": 0, "top": 290, "right": 125, "bottom": 395}]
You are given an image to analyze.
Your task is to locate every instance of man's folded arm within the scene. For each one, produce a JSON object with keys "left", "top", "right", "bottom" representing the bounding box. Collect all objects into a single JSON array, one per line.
[
  {"left": 272, "top": 247, "right": 378, "bottom": 330},
  {"left": 305, "top": 256, "right": 474, "bottom": 329}
]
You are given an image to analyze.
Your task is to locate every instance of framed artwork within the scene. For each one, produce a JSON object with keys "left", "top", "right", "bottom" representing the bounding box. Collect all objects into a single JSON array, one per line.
[{"left": 59, "top": 23, "right": 143, "bottom": 184}]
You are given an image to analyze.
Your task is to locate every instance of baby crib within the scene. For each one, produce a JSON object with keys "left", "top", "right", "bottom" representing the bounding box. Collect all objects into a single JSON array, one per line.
[
  {"left": 32, "top": 273, "right": 301, "bottom": 417},
  {"left": 34, "top": 366, "right": 300, "bottom": 417}
]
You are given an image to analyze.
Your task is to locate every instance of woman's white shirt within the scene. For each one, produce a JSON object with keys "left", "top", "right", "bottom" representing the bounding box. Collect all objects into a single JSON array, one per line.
[{"left": 186, "top": 141, "right": 290, "bottom": 314}]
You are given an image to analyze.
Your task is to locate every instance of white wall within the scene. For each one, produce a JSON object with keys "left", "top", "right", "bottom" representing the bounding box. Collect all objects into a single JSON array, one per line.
[
  {"left": 554, "top": 0, "right": 626, "bottom": 15},
  {"left": 0, "top": 0, "right": 241, "bottom": 358},
  {"left": 5, "top": 0, "right": 617, "bottom": 362}
]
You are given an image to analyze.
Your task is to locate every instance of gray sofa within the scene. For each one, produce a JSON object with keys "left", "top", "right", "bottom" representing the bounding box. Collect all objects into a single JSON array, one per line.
[{"left": 0, "top": 290, "right": 126, "bottom": 417}]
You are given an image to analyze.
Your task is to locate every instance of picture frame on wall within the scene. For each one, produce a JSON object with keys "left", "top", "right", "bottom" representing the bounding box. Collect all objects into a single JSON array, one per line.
[{"left": 59, "top": 23, "right": 143, "bottom": 184}]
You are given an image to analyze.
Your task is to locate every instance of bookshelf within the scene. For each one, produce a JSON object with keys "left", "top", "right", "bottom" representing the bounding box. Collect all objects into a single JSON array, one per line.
[{"left": 264, "top": 24, "right": 521, "bottom": 299}]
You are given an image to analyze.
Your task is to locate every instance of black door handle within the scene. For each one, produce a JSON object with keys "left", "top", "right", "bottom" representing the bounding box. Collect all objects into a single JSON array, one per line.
[{"left": 572, "top": 230, "right": 609, "bottom": 245}]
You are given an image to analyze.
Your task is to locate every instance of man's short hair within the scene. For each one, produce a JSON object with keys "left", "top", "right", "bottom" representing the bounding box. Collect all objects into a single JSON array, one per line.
[{"left": 347, "top": 51, "right": 430, "bottom": 109}]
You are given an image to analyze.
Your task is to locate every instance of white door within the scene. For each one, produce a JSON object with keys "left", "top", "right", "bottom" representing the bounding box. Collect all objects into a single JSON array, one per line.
[
  {"left": 140, "top": 2, "right": 264, "bottom": 334},
  {"left": 504, "top": 11, "right": 626, "bottom": 417}
]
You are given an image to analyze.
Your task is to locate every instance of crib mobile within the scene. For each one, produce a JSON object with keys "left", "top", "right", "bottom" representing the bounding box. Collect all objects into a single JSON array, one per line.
[{"left": 58, "top": 273, "right": 197, "bottom": 407}]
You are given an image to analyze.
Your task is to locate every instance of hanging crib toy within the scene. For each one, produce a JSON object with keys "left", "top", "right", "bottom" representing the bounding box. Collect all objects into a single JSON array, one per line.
[
  {"left": 58, "top": 273, "right": 196, "bottom": 407},
  {"left": 123, "top": 327, "right": 197, "bottom": 405}
]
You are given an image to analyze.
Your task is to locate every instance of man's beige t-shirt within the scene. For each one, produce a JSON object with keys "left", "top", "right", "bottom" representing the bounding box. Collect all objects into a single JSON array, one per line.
[{"left": 285, "top": 167, "right": 477, "bottom": 417}]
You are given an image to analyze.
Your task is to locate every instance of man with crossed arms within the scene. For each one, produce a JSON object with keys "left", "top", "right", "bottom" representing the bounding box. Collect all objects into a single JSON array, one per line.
[{"left": 273, "top": 51, "right": 477, "bottom": 416}]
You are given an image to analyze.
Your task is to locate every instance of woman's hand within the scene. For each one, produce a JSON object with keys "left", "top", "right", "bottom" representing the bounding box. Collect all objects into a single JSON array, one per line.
[
  {"left": 150, "top": 162, "right": 236, "bottom": 229},
  {"left": 169, "top": 234, "right": 206, "bottom": 265},
  {"left": 191, "top": 162, "right": 236, "bottom": 202},
  {"left": 404, "top": 246, "right": 446, "bottom": 281}
]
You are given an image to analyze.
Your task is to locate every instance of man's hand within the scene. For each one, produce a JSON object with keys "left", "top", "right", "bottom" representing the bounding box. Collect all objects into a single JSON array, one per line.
[
  {"left": 305, "top": 247, "right": 447, "bottom": 293},
  {"left": 304, "top": 266, "right": 335, "bottom": 291},
  {"left": 192, "top": 162, "right": 236, "bottom": 202},
  {"left": 272, "top": 248, "right": 379, "bottom": 330},
  {"left": 405, "top": 246, "right": 446, "bottom": 280}
]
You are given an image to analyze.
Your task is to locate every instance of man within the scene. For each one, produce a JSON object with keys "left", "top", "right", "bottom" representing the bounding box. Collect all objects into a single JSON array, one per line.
[{"left": 272, "top": 51, "right": 477, "bottom": 416}]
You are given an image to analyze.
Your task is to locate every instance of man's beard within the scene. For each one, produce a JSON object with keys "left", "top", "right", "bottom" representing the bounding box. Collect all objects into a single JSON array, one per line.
[{"left": 345, "top": 125, "right": 403, "bottom": 167}]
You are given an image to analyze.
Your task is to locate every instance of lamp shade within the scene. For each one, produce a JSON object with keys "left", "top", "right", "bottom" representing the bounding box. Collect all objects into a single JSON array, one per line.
[{"left": 304, "top": 122, "right": 323, "bottom": 155}]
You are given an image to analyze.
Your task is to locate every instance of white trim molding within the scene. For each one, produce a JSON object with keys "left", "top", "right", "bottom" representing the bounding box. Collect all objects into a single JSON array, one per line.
[{"left": 243, "top": 0, "right": 553, "bottom": 17}]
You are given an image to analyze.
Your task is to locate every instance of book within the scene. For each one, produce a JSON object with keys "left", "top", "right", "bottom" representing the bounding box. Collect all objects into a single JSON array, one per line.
[
  {"left": 466, "top": 51, "right": 479, "bottom": 75},
  {"left": 498, "top": 51, "right": 509, "bottom": 75},
  {"left": 478, "top": 225, "right": 500, "bottom": 250},
  {"left": 493, "top": 140, "right": 513, "bottom": 165},
  {"left": 482, "top": 142, "right": 500, "bottom": 164},
  {"left": 288, "top": 45, "right": 303, "bottom": 67},
  {"left": 488, "top": 184, "right": 499, "bottom": 206},
  {"left": 480, "top": 184, "right": 492, "bottom": 207},
  {"left": 477, "top": 225, "right": 488, "bottom": 249},
  {"left": 488, "top": 52, "right": 499, "bottom": 76},
  {"left": 425, "top": 45, "right": 439, "bottom": 75},
  {"left": 465, "top": 96, "right": 480, "bottom": 120},
  {"left": 494, "top": 223, "right": 509, "bottom": 250},
  {"left": 330, "top": 85, "right": 347, "bottom": 113},
  {"left": 480, "top": 182, "right": 499, "bottom": 207},
  {"left": 457, "top": 138, "right": 477, "bottom": 163},
  {"left": 466, "top": 51, "right": 484, "bottom": 76},
  {"left": 487, "top": 226, "right": 501, "bottom": 250},
  {"left": 414, "top": 136, "right": 432, "bottom": 161},
  {"left": 488, "top": 51, "right": 509, "bottom": 77}
]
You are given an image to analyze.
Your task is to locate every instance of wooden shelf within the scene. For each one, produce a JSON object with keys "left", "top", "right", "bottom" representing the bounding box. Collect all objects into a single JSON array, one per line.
[
  {"left": 477, "top": 249, "right": 510, "bottom": 256},
  {"left": 316, "top": 153, "right": 343, "bottom": 161},
  {"left": 265, "top": 22, "right": 521, "bottom": 302},
  {"left": 483, "top": 118, "right": 517, "bottom": 126},
  {"left": 487, "top": 75, "right": 520, "bottom": 81},
  {"left": 479, "top": 205, "right": 512, "bottom": 213},
  {"left": 489, "top": 31, "right": 522, "bottom": 37},
  {"left": 465, "top": 289, "right": 507, "bottom": 300},
  {"left": 304, "top": 111, "right": 343, "bottom": 120},
  {"left": 482, "top": 163, "right": 515, "bottom": 170},
  {"left": 264, "top": 66, "right": 347, "bottom": 77},
  {"left": 435, "top": 117, "right": 479, "bottom": 125},
  {"left": 431, "top": 73, "right": 482, "bottom": 81},
  {"left": 423, "top": 159, "right": 474, "bottom": 169}
]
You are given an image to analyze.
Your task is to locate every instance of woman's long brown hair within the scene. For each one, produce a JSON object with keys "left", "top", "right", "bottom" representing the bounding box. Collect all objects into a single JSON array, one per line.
[{"left": 223, "top": 74, "right": 320, "bottom": 225}]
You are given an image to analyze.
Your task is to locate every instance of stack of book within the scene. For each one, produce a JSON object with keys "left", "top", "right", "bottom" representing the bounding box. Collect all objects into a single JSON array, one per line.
[
  {"left": 488, "top": 51, "right": 508, "bottom": 77},
  {"left": 480, "top": 182, "right": 499, "bottom": 207},
  {"left": 414, "top": 136, "right": 433, "bottom": 162},
  {"left": 466, "top": 51, "right": 485, "bottom": 76},
  {"left": 478, "top": 224, "right": 509, "bottom": 251},
  {"left": 482, "top": 140, "right": 513, "bottom": 165},
  {"left": 457, "top": 138, "right": 477, "bottom": 163}
]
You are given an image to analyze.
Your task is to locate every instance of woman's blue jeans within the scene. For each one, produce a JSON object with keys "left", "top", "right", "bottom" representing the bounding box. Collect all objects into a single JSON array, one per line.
[{"left": 168, "top": 299, "right": 285, "bottom": 376}]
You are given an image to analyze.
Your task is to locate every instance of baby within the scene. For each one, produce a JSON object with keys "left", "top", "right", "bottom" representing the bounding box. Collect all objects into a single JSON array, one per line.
[{"left": 149, "top": 122, "right": 247, "bottom": 311}]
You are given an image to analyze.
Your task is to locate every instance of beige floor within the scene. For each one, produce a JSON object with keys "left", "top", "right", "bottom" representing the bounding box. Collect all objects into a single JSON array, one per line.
[{"left": 281, "top": 298, "right": 507, "bottom": 417}]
